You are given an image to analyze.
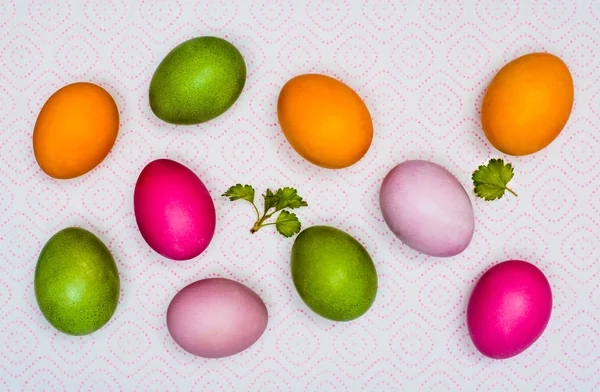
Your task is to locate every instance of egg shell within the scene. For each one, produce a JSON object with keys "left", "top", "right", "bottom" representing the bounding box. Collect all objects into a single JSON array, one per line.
[
  {"left": 277, "top": 74, "right": 373, "bottom": 169},
  {"left": 291, "top": 225, "right": 378, "bottom": 321},
  {"left": 35, "top": 227, "right": 120, "bottom": 336},
  {"left": 149, "top": 36, "right": 246, "bottom": 125},
  {"left": 467, "top": 260, "right": 552, "bottom": 359},
  {"left": 167, "top": 278, "right": 268, "bottom": 358},
  {"left": 379, "top": 160, "right": 474, "bottom": 257},
  {"left": 33, "top": 82, "right": 119, "bottom": 179},
  {"left": 134, "top": 159, "right": 216, "bottom": 261},
  {"left": 481, "top": 52, "right": 573, "bottom": 156}
]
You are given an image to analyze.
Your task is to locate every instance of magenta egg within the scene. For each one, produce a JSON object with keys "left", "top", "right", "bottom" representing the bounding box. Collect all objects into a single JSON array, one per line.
[
  {"left": 467, "top": 260, "right": 552, "bottom": 359},
  {"left": 134, "top": 159, "right": 216, "bottom": 261},
  {"left": 167, "top": 278, "right": 268, "bottom": 358},
  {"left": 379, "top": 160, "right": 474, "bottom": 257}
]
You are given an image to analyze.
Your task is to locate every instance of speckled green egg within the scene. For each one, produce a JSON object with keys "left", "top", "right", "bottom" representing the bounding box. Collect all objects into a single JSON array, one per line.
[
  {"left": 291, "top": 226, "right": 377, "bottom": 321},
  {"left": 149, "top": 36, "right": 246, "bottom": 125},
  {"left": 34, "top": 227, "right": 120, "bottom": 336}
]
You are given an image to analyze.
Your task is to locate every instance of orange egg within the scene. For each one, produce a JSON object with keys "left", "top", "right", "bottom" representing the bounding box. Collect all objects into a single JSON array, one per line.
[
  {"left": 33, "top": 82, "right": 119, "bottom": 179},
  {"left": 481, "top": 53, "right": 574, "bottom": 156},
  {"left": 277, "top": 74, "right": 373, "bottom": 169}
]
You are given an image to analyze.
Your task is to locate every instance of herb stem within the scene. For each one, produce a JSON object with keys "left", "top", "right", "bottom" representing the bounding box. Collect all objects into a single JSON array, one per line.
[
  {"left": 250, "top": 211, "right": 273, "bottom": 234},
  {"left": 506, "top": 187, "right": 518, "bottom": 197},
  {"left": 250, "top": 202, "right": 260, "bottom": 221},
  {"left": 250, "top": 221, "right": 262, "bottom": 234}
]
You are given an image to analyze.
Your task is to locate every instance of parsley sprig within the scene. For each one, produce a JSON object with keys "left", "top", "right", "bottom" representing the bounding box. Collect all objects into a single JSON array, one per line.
[{"left": 222, "top": 184, "right": 308, "bottom": 237}]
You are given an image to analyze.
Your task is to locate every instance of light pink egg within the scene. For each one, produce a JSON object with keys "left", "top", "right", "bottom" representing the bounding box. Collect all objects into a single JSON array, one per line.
[
  {"left": 167, "top": 278, "right": 268, "bottom": 358},
  {"left": 379, "top": 160, "right": 474, "bottom": 257},
  {"left": 134, "top": 159, "right": 216, "bottom": 261},
  {"left": 467, "top": 260, "right": 552, "bottom": 359}
]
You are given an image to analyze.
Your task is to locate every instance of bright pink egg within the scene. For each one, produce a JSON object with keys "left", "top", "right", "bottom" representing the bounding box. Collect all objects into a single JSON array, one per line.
[
  {"left": 167, "top": 278, "right": 268, "bottom": 358},
  {"left": 134, "top": 159, "right": 216, "bottom": 261},
  {"left": 467, "top": 260, "right": 552, "bottom": 359}
]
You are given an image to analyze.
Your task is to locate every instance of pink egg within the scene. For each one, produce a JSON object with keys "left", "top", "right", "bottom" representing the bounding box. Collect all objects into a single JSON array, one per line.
[
  {"left": 467, "top": 260, "right": 552, "bottom": 359},
  {"left": 134, "top": 159, "right": 216, "bottom": 261},
  {"left": 167, "top": 278, "right": 268, "bottom": 358},
  {"left": 379, "top": 160, "right": 474, "bottom": 257}
]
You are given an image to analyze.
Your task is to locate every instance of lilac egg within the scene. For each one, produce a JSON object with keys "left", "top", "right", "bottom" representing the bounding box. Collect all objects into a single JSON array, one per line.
[
  {"left": 379, "top": 160, "right": 474, "bottom": 257},
  {"left": 167, "top": 278, "right": 268, "bottom": 358}
]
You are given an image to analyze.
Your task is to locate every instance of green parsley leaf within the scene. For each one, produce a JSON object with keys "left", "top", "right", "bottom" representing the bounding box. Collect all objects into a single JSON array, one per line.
[
  {"left": 275, "top": 210, "right": 301, "bottom": 237},
  {"left": 263, "top": 189, "right": 279, "bottom": 214},
  {"left": 472, "top": 158, "right": 518, "bottom": 201},
  {"left": 222, "top": 184, "right": 255, "bottom": 203},
  {"left": 275, "top": 187, "right": 308, "bottom": 210}
]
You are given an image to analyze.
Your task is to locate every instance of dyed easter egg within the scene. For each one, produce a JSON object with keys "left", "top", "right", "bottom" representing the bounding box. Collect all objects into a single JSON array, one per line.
[
  {"left": 35, "top": 227, "right": 120, "bottom": 336},
  {"left": 482, "top": 53, "right": 573, "bottom": 156},
  {"left": 33, "top": 82, "right": 119, "bottom": 179},
  {"left": 467, "top": 260, "right": 552, "bottom": 359},
  {"left": 134, "top": 159, "right": 216, "bottom": 261},
  {"left": 149, "top": 36, "right": 246, "bottom": 125},
  {"left": 167, "top": 278, "right": 268, "bottom": 358},
  {"left": 278, "top": 74, "right": 373, "bottom": 169},
  {"left": 379, "top": 160, "right": 474, "bottom": 257},
  {"left": 291, "top": 226, "right": 377, "bottom": 321}
]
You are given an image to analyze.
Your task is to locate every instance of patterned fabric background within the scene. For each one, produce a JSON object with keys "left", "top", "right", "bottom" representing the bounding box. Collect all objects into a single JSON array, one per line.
[{"left": 1, "top": 0, "right": 599, "bottom": 390}]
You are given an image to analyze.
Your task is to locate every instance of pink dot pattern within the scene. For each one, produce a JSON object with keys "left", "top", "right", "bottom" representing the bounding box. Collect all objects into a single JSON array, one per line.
[{"left": 1, "top": 0, "right": 600, "bottom": 390}]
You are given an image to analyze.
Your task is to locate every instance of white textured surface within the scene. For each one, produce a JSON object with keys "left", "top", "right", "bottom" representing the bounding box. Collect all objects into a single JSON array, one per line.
[{"left": 1, "top": 0, "right": 600, "bottom": 390}]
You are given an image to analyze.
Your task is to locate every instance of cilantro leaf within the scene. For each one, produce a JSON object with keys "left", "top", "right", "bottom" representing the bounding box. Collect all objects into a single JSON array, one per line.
[
  {"left": 275, "top": 210, "right": 301, "bottom": 237},
  {"left": 472, "top": 158, "right": 518, "bottom": 201},
  {"left": 275, "top": 187, "right": 308, "bottom": 210},
  {"left": 222, "top": 184, "right": 255, "bottom": 203}
]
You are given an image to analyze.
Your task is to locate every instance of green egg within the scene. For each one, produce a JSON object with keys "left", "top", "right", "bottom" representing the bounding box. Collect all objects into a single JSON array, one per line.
[
  {"left": 291, "top": 225, "right": 378, "bottom": 321},
  {"left": 149, "top": 36, "right": 247, "bottom": 125},
  {"left": 34, "top": 227, "right": 120, "bottom": 336}
]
